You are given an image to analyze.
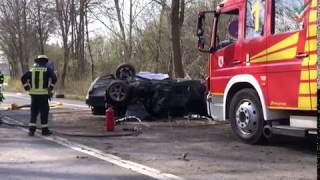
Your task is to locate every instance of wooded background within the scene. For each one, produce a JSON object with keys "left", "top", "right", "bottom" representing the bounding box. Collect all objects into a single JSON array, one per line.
[{"left": 0, "top": 0, "right": 220, "bottom": 93}]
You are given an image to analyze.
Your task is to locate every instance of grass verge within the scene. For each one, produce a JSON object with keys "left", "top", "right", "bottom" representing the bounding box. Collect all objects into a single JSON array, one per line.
[
  {"left": 5, "top": 79, "right": 24, "bottom": 92},
  {"left": 55, "top": 78, "right": 92, "bottom": 101},
  {"left": 6, "top": 77, "right": 92, "bottom": 101}
]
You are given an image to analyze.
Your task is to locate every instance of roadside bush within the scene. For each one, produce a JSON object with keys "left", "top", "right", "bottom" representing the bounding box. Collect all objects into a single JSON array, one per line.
[{"left": 5, "top": 79, "right": 24, "bottom": 92}]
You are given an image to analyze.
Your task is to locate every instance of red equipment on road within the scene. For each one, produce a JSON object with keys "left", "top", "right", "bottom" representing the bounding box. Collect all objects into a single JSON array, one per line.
[{"left": 105, "top": 107, "right": 115, "bottom": 131}]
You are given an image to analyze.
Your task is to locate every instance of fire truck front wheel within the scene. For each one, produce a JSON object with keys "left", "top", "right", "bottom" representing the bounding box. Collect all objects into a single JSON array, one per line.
[{"left": 229, "top": 88, "right": 265, "bottom": 144}]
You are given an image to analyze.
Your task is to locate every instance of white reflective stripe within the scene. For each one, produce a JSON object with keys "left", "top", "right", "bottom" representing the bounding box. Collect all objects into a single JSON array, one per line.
[
  {"left": 29, "top": 123, "right": 36, "bottom": 126},
  {"left": 50, "top": 84, "right": 55, "bottom": 87},
  {"left": 23, "top": 83, "right": 30, "bottom": 87},
  {"left": 41, "top": 124, "right": 48, "bottom": 128}
]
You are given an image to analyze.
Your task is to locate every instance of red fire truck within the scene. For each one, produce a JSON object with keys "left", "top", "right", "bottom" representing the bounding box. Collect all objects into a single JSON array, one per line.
[{"left": 197, "top": 0, "right": 317, "bottom": 144}]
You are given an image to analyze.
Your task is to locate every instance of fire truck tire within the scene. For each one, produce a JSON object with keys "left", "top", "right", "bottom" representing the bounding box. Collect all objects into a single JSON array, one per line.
[{"left": 229, "top": 88, "right": 265, "bottom": 144}]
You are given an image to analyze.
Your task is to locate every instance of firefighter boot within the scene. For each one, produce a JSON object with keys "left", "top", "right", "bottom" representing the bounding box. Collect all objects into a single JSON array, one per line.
[
  {"left": 42, "top": 127, "right": 53, "bottom": 136},
  {"left": 29, "top": 126, "right": 36, "bottom": 136}
]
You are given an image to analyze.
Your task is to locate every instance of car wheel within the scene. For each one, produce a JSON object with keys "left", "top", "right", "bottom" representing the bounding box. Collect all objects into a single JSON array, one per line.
[
  {"left": 115, "top": 64, "right": 136, "bottom": 80},
  {"left": 106, "top": 80, "right": 130, "bottom": 106},
  {"left": 229, "top": 88, "right": 265, "bottom": 144},
  {"left": 91, "top": 106, "right": 105, "bottom": 115}
]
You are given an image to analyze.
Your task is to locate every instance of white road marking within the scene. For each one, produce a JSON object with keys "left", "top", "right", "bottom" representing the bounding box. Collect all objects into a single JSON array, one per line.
[{"left": 2, "top": 116, "right": 185, "bottom": 180}]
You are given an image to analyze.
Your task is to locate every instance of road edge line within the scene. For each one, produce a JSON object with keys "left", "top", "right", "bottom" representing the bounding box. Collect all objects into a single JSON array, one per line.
[{"left": 2, "top": 116, "right": 185, "bottom": 180}]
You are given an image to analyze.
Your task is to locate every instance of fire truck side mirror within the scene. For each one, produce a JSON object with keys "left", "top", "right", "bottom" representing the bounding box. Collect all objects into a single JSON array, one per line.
[
  {"left": 196, "top": 11, "right": 216, "bottom": 53},
  {"left": 197, "top": 12, "right": 207, "bottom": 52}
]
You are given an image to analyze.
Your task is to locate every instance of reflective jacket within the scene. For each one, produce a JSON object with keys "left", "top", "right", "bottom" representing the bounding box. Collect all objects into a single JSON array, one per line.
[{"left": 21, "top": 65, "right": 57, "bottom": 95}]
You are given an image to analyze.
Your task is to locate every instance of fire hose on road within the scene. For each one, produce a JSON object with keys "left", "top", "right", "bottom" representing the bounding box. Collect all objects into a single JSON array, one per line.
[{"left": 0, "top": 114, "right": 145, "bottom": 138}]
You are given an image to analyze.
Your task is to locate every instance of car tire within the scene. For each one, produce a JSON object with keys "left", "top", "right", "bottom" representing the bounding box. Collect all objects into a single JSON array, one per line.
[
  {"left": 229, "top": 88, "right": 265, "bottom": 144},
  {"left": 91, "top": 106, "right": 105, "bottom": 115},
  {"left": 106, "top": 80, "right": 130, "bottom": 106},
  {"left": 115, "top": 64, "right": 136, "bottom": 80}
]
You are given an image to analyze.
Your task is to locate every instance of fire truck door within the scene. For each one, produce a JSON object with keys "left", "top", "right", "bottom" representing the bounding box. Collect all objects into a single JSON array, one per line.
[
  {"left": 305, "top": 0, "right": 317, "bottom": 110},
  {"left": 209, "top": 9, "right": 241, "bottom": 95},
  {"left": 241, "top": 0, "right": 267, "bottom": 87},
  {"left": 266, "top": 0, "right": 312, "bottom": 110}
]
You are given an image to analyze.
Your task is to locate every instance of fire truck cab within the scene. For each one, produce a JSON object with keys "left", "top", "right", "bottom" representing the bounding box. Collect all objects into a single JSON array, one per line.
[{"left": 197, "top": 0, "right": 317, "bottom": 144}]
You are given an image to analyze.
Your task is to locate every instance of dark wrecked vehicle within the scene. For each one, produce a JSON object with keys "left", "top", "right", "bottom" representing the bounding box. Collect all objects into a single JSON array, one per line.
[
  {"left": 86, "top": 64, "right": 207, "bottom": 118},
  {"left": 86, "top": 74, "right": 115, "bottom": 115}
]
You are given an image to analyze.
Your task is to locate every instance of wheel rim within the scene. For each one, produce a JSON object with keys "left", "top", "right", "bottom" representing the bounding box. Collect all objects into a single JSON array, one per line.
[
  {"left": 235, "top": 100, "right": 258, "bottom": 136},
  {"left": 119, "top": 67, "right": 134, "bottom": 80},
  {"left": 109, "top": 84, "right": 127, "bottom": 102}
]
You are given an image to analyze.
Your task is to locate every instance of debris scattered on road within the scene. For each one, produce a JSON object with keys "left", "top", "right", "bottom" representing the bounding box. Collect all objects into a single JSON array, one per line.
[
  {"left": 76, "top": 155, "right": 88, "bottom": 159},
  {"left": 125, "top": 103, "right": 150, "bottom": 121},
  {"left": 122, "top": 127, "right": 141, "bottom": 133},
  {"left": 177, "top": 152, "right": 190, "bottom": 161}
]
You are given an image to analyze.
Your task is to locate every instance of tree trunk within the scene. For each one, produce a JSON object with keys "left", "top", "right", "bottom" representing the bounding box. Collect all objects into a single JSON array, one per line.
[
  {"left": 61, "top": 40, "right": 69, "bottom": 88},
  {"left": 114, "top": 0, "right": 130, "bottom": 62},
  {"left": 85, "top": 3, "right": 94, "bottom": 81},
  {"left": 128, "top": 0, "right": 133, "bottom": 62},
  {"left": 170, "top": 0, "right": 185, "bottom": 78},
  {"left": 154, "top": 0, "right": 166, "bottom": 72},
  {"left": 78, "top": 0, "right": 86, "bottom": 74},
  {"left": 55, "top": 0, "right": 71, "bottom": 88},
  {"left": 36, "top": 0, "right": 45, "bottom": 54},
  {"left": 22, "top": 0, "right": 29, "bottom": 72},
  {"left": 15, "top": 0, "right": 26, "bottom": 74}
]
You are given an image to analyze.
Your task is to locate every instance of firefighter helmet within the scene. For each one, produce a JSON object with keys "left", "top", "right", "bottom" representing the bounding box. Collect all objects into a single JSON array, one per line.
[{"left": 34, "top": 55, "right": 49, "bottom": 64}]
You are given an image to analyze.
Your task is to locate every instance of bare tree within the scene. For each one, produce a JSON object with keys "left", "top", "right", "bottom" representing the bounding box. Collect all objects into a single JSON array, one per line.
[
  {"left": 113, "top": 0, "right": 132, "bottom": 62},
  {"left": 90, "top": 0, "right": 153, "bottom": 63},
  {"left": 170, "top": 0, "right": 185, "bottom": 78},
  {"left": 0, "top": 0, "right": 36, "bottom": 76},
  {"left": 55, "top": 0, "right": 72, "bottom": 88},
  {"left": 84, "top": 0, "right": 95, "bottom": 80},
  {"left": 31, "top": 0, "right": 55, "bottom": 54},
  {"left": 151, "top": 0, "right": 169, "bottom": 72},
  {"left": 77, "top": 0, "right": 86, "bottom": 74}
]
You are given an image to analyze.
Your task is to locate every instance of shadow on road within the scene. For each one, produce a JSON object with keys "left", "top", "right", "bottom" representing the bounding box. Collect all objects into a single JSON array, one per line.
[{"left": 266, "top": 135, "right": 316, "bottom": 154}]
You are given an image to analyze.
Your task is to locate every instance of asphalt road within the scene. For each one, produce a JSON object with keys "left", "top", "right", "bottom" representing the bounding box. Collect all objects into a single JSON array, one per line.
[
  {"left": 0, "top": 92, "right": 316, "bottom": 180},
  {"left": 0, "top": 92, "right": 181, "bottom": 180},
  {"left": 0, "top": 126, "right": 155, "bottom": 180}
]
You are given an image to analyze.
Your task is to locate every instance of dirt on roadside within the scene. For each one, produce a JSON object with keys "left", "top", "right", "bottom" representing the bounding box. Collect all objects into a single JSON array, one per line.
[{"left": 51, "top": 111, "right": 316, "bottom": 180}]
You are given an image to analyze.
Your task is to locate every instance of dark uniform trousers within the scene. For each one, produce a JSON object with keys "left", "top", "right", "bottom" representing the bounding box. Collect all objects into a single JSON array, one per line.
[{"left": 30, "top": 95, "right": 50, "bottom": 131}]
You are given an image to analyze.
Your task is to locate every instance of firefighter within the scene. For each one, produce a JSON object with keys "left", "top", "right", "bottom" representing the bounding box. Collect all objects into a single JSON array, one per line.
[
  {"left": 21, "top": 55, "right": 57, "bottom": 136},
  {"left": 0, "top": 71, "right": 4, "bottom": 103},
  {"left": 0, "top": 71, "right": 4, "bottom": 84}
]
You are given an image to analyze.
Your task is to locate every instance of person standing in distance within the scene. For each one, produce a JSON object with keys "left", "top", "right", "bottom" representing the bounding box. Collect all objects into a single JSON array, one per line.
[
  {"left": 21, "top": 55, "right": 57, "bottom": 136},
  {"left": 46, "top": 59, "right": 55, "bottom": 71}
]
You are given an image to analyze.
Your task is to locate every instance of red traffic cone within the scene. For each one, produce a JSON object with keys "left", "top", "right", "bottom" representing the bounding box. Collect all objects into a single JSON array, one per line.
[{"left": 105, "top": 107, "right": 115, "bottom": 131}]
